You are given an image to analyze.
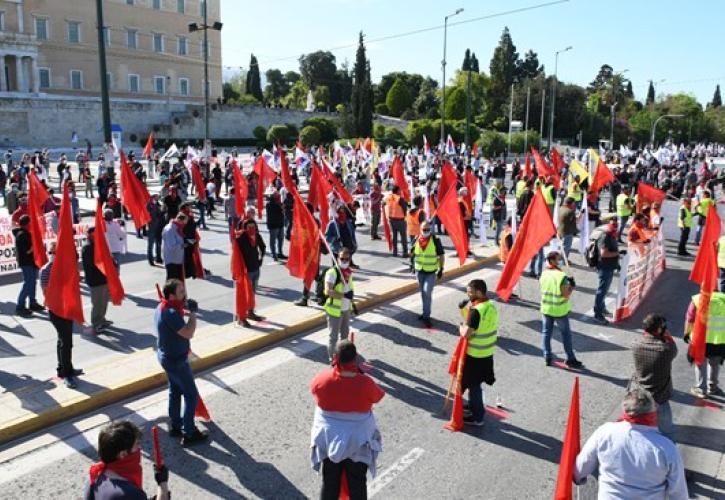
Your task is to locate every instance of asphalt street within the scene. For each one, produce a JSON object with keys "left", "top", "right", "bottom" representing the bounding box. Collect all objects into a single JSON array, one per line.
[{"left": 0, "top": 198, "right": 722, "bottom": 499}]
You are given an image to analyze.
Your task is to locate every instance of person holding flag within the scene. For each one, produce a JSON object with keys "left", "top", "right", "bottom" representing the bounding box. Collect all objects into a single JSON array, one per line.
[
  {"left": 384, "top": 185, "right": 408, "bottom": 257},
  {"left": 677, "top": 198, "right": 694, "bottom": 256},
  {"left": 410, "top": 221, "right": 445, "bottom": 328},
  {"left": 323, "top": 247, "right": 355, "bottom": 363},
  {"left": 684, "top": 290, "right": 725, "bottom": 399},
  {"left": 82, "top": 228, "right": 113, "bottom": 335},
  {"left": 13, "top": 214, "right": 44, "bottom": 317},
  {"left": 592, "top": 215, "right": 621, "bottom": 325}
]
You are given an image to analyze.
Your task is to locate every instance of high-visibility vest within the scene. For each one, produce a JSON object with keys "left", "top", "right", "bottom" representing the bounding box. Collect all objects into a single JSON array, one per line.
[
  {"left": 386, "top": 194, "right": 404, "bottom": 219},
  {"left": 678, "top": 206, "right": 693, "bottom": 229},
  {"left": 542, "top": 185, "right": 555, "bottom": 206},
  {"left": 692, "top": 292, "right": 725, "bottom": 345},
  {"left": 616, "top": 193, "right": 632, "bottom": 217},
  {"left": 718, "top": 235, "right": 725, "bottom": 269},
  {"left": 413, "top": 238, "right": 439, "bottom": 272},
  {"left": 466, "top": 301, "right": 498, "bottom": 358},
  {"left": 567, "top": 182, "right": 582, "bottom": 202},
  {"left": 539, "top": 269, "right": 571, "bottom": 317},
  {"left": 515, "top": 180, "right": 526, "bottom": 200},
  {"left": 499, "top": 227, "right": 512, "bottom": 262},
  {"left": 323, "top": 268, "right": 354, "bottom": 318},
  {"left": 487, "top": 186, "right": 499, "bottom": 205},
  {"left": 406, "top": 208, "right": 422, "bottom": 237},
  {"left": 698, "top": 198, "right": 714, "bottom": 217}
]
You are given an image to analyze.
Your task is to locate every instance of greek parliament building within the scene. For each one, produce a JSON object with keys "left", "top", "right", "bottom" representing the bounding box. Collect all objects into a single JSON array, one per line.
[{"left": 0, "top": 0, "right": 221, "bottom": 101}]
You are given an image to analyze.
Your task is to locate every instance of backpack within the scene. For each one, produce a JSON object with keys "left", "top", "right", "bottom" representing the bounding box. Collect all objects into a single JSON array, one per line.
[
  {"left": 585, "top": 228, "right": 605, "bottom": 268},
  {"left": 315, "top": 266, "right": 341, "bottom": 306}
]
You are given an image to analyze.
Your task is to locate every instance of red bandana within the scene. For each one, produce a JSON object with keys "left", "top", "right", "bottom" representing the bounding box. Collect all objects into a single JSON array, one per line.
[
  {"left": 160, "top": 298, "right": 186, "bottom": 317},
  {"left": 89, "top": 449, "right": 143, "bottom": 490},
  {"left": 418, "top": 236, "right": 431, "bottom": 250},
  {"left": 618, "top": 411, "right": 658, "bottom": 427}
]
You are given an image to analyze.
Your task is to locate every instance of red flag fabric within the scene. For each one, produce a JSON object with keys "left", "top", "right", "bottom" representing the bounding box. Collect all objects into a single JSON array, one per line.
[
  {"left": 253, "top": 156, "right": 277, "bottom": 215},
  {"left": 27, "top": 172, "right": 49, "bottom": 268},
  {"left": 339, "top": 470, "right": 350, "bottom": 500},
  {"left": 191, "top": 162, "right": 206, "bottom": 201},
  {"left": 551, "top": 148, "right": 566, "bottom": 172},
  {"left": 391, "top": 156, "right": 410, "bottom": 202},
  {"left": 279, "top": 148, "right": 295, "bottom": 194},
  {"left": 231, "top": 229, "right": 255, "bottom": 321},
  {"left": 524, "top": 153, "right": 532, "bottom": 179},
  {"left": 447, "top": 336, "right": 467, "bottom": 375},
  {"left": 45, "top": 184, "right": 84, "bottom": 324},
  {"left": 444, "top": 337, "right": 467, "bottom": 432},
  {"left": 231, "top": 160, "right": 247, "bottom": 217},
  {"left": 554, "top": 377, "right": 580, "bottom": 500},
  {"left": 496, "top": 190, "right": 556, "bottom": 301},
  {"left": 437, "top": 161, "right": 458, "bottom": 203},
  {"left": 142, "top": 133, "right": 154, "bottom": 158},
  {"left": 589, "top": 159, "right": 615, "bottom": 194},
  {"left": 308, "top": 162, "right": 331, "bottom": 232},
  {"left": 464, "top": 169, "right": 477, "bottom": 209},
  {"left": 436, "top": 185, "right": 468, "bottom": 266},
  {"left": 94, "top": 201, "right": 124, "bottom": 305},
  {"left": 287, "top": 189, "right": 321, "bottom": 290},
  {"left": 194, "top": 396, "right": 211, "bottom": 421},
  {"left": 191, "top": 229, "right": 205, "bottom": 279},
  {"left": 119, "top": 152, "right": 151, "bottom": 228},
  {"left": 530, "top": 146, "right": 553, "bottom": 178},
  {"left": 382, "top": 207, "right": 393, "bottom": 251},
  {"left": 636, "top": 182, "right": 666, "bottom": 213},
  {"left": 322, "top": 164, "right": 353, "bottom": 205}
]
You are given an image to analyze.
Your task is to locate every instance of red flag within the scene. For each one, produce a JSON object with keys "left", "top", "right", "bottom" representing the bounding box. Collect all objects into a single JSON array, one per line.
[
  {"left": 287, "top": 189, "right": 321, "bottom": 290},
  {"left": 636, "top": 182, "right": 666, "bottom": 213},
  {"left": 438, "top": 161, "right": 458, "bottom": 204},
  {"left": 391, "top": 156, "right": 410, "bottom": 202},
  {"left": 551, "top": 148, "right": 566, "bottom": 172},
  {"left": 191, "top": 229, "right": 205, "bottom": 279},
  {"left": 589, "top": 159, "right": 615, "bottom": 194},
  {"left": 94, "top": 201, "right": 125, "bottom": 305},
  {"left": 524, "top": 153, "right": 532, "bottom": 179},
  {"left": 436, "top": 185, "right": 468, "bottom": 266},
  {"left": 322, "top": 163, "right": 353, "bottom": 205},
  {"left": 279, "top": 148, "right": 295, "bottom": 194},
  {"left": 554, "top": 377, "right": 580, "bottom": 500},
  {"left": 690, "top": 205, "right": 722, "bottom": 285},
  {"left": 191, "top": 162, "right": 206, "bottom": 201},
  {"left": 444, "top": 337, "right": 468, "bottom": 432},
  {"left": 253, "top": 155, "right": 277, "bottom": 215},
  {"left": 464, "top": 169, "right": 477, "bottom": 209},
  {"left": 142, "top": 133, "right": 154, "bottom": 158},
  {"left": 231, "top": 160, "right": 247, "bottom": 217},
  {"left": 195, "top": 396, "right": 211, "bottom": 421},
  {"left": 447, "top": 336, "right": 467, "bottom": 375},
  {"left": 45, "top": 184, "right": 84, "bottom": 324},
  {"left": 471, "top": 143, "right": 478, "bottom": 157},
  {"left": 119, "top": 151, "right": 151, "bottom": 228},
  {"left": 308, "top": 162, "right": 331, "bottom": 232},
  {"left": 27, "top": 172, "right": 49, "bottom": 268},
  {"left": 382, "top": 207, "right": 393, "bottom": 252},
  {"left": 530, "top": 146, "right": 553, "bottom": 178},
  {"left": 231, "top": 229, "right": 255, "bottom": 321},
  {"left": 495, "top": 190, "right": 556, "bottom": 301}
]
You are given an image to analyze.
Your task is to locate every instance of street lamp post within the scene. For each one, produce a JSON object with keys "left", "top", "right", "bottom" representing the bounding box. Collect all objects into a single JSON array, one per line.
[
  {"left": 610, "top": 102, "right": 617, "bottom": 150},
  {"left": 189, "top": 4, "right": 222, "bottom": 155},
  {"left": 547, "top": 45, "right": 572, "bottom": 150},
  {"left": 440, "top": 7, "right": 464, "bottom": 147},
  {"left": 524, "top": 84, "right": 531, "bottom": 152},
  {"left": 650, "top": 114, "right": 684, "bottom": 145},
  {"left": 95, "top": 0, "right": 112, "bottom": 147}
]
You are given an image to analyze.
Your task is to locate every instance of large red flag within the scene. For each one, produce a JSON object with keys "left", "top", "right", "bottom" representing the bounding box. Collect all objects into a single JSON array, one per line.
[
  {"left": 382, "top": 207, "right": 393, "bottom": 251},
  {"left": 636, "top": 182, "right": 666, "bottom": 213},
  {"left": 531, "top": 146, "right": 553, "bottom": 178},
  {"left": 322, "top": 163, "right": 353, "bottom": 205},
  {"left": 120, "top": 151, "right": 151, "bottom": 228},
  {"left": 554, "top": 377, "right": 580, "bottom": 500},
  {"left": 45, "top": 184, "right": 84, "bottom": 324},
  {"left": 550, "top": 148, "right": 566, "bottom": 172},
  {"left": 524, "top": 153, "right": 533, "bottom": 179},
  {"left": 231, "top": 229, "right": 254, "bottom": 321},
  {"left": 464, "top": 169, "right": 477, "bottom": 209},
  {"left": 191, "top": 162, "right": 206, "bottom": 201},
  {"left": 279, "top": 148, "right": 296, "bottom": 194},
  {"left": 496, "top": 190, "right": 556, "bottom": 301},
  {"left": 447, "top": 336, "right": 467, "bottom": 375},
  {"left": 287, "top": 189, "right": 321, "bottom": 289},
  {"left": 438, "top": 161, "right": 458, "bottom": 204},
  {"left": 27, "top": 172, "right": 50, "bottom": 268},
  {"left": 444, "top": 337, "right": 468, "bottom": 432},
  {"left": 142, "top": 133, "right": 154, "bottom": 158},
  {"left": 191, "top": 230, "right": 205, "bottom": 279},
  {"left": 253, "top": 155, "right": 277, "bottom": 215},
  {"left": 391, "top": 156, "right": 410, "bottom": 202},
  {"left": 308, "top": 162, "right": 331, "bottom": 231},
  {"left": 436, "top": 183, "right": 468, "bottom": 265},
  {"left": 231, "top": 160, "right": 247, "bottom": 217},
  {"left": 94, "top": 201, "right": 125, "bottom": 305},
  {"left": 589, "top": 159, "right": 615, "bottom": 194}
]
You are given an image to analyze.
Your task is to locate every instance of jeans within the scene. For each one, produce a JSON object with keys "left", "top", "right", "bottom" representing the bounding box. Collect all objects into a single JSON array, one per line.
[
  {"left": 248, "top": 269, "right": 260, "bottom": 293},
  {"left": 147, "top": 232, "right": 162, "bottom": 262},
  {"left": 618, "top": 216, "right": 629, "bottom": 241},
  {"left": 159, "top": 356, "right": 198, "bottom": 435},
  {"left": 494, "top": 219, "right": 504, "bottom": 246},
  {"left": 561, "top": 234, "right": 573, "bottom": 259},
  {"left": 17, "top": 265, "right": 38, "bottom": 309},
  {"left": 541, "top": 314, "right": 576, "bottom": 361},
  {"left": 320, "top": 458, "right": 368, "bottom": 500},
  {"left": 594, "top": 267, "right": 615, "bottom": 316},
  {"left": 678, "top": 227, "right": 690, "bottom": 254},
  {"left": 269, "top": 227, "right": 284, "bottom": 257},
  {"left": 466, "top": 382, "right": 485, "bottom": 421},
  {"left": 657, "top": 401, "right": 675, "bottom": 442},
  {"left": 370, "top": 209, "right": 380, "bottom": 237},
  {"left": 695, "top": 223, "right": 704, "bottom": 245},
  {"left": 695, "top": 356, "right": 722, "bottom": 393},
  {"left": 417, "top": 271, "right": 436, "bottom": 320},
  {"left": 389, "top": 218, "right": 407, "bottom": 255},
  {"left": 50, "top": 310, "right": 74, "bottom": 378},
  {"left": 327, "top": 310, "right": 351, "bottom": 360},
  {"left": 529, "top": 248, "right": 544, "bottom": 276},
  {"left": 197, "top": 203, "right": 207, "bottom": 228}
]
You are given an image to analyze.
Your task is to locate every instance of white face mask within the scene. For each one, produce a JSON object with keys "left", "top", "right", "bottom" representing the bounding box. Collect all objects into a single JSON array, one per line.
[
  {"left": 421, "top": 229, "right": 431, "bottom": 237},
  {"left": 339, "top": 261, "right": 350, "bottom": 270}
]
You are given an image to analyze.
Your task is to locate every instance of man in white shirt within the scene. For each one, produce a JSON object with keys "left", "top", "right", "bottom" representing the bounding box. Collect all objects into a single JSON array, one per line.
[
  {"left": 104, "top": 209, "right": 127, "bottom": 269},
  {"left": 574, "top": 387, "right": 688, "bottom": 500}
]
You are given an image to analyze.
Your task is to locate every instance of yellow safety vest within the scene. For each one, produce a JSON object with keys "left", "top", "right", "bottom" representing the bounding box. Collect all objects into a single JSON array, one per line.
[
  {"left": 323, "top": 268, "right": 354, "bottom": 318},
  {"left": 567, "top": 182, "right": 582, "bottom": 202},
  {"left": 616, "top": 193, "right": 632, "bottom": 217},
  {"left": 718, "top": 235, "right": 725, "bottom": 269},
  {"left": 466, "top": 301, "right": 498, "bottom": 358},
  {"left": 413, "top": 239, "right": 439, "bottom": 272},
  {"left": 515, "top": 180, "right": 526, "bottom": 200},
  {"left": 698, "top": 198, "right": 714, "bottom": 217},
  {"left": 542, "top": 185, "right": 555, "bottom": 206},
  {"left": 487, "top": 186, "right": 499, "bottom": 205},
  {"left": 540, "top": 269, "right": 571, "bottom": 317},
  {"left": 692, "top": 293, "right": 725, "bottom": 345},
  {"left": 678, "top": 206, "right": 693, "bottom": 229}
]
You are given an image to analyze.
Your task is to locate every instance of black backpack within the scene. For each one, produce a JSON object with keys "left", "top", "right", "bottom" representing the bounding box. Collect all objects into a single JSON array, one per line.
[
  {"left": 315, "top": 266, "right": 341, "bottom": 306},
  {"left": 585, "top": 229, "right": 604, "bottom": 268}
]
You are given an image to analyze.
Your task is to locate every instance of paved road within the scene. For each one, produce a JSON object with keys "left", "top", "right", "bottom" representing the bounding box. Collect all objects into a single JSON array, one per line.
[{"left": 0, "top": 198, "right": 722, "bottom": 498}]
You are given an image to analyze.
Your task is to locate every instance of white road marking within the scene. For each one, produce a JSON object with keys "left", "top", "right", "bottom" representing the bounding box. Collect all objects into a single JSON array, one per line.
[{"left": 367, "top": 447, "right": 425, "bottom": 498}]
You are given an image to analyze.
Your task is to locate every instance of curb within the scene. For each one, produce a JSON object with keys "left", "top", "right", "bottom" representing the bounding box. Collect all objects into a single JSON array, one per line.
[{"left": 0, "top": 252, "right": 499, "bottom": 445}]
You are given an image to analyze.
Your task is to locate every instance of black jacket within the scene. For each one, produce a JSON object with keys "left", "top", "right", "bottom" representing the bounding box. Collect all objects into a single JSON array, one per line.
[
  {"left": 13, "top": 226, "right": 35, "bottom": 267},
  {"left": 265, "top": 200, "right": 284, "bottom": 229},
  {"left": 236, "top": 232, "right": 266, "bottom": 272},
  {"left": 81, "top": 242, "right": 108, "bottom": 287}
]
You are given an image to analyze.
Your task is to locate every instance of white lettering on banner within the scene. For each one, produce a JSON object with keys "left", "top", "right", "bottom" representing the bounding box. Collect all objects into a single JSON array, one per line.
[{"left": 614, "top": 229, "right": 666, "bottom": 321}]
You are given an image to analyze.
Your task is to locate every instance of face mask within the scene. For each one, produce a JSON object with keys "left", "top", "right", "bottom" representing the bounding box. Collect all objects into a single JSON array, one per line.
[
  {"left": 339, "top": 261, "right": 350, "bottom": 269},
  {"left": 421, "top": 230, "right": 431, "bottom": 237}
]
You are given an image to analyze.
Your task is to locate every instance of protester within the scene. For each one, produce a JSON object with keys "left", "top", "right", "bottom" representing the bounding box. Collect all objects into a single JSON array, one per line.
[
  {"left": 13, "top": 214, "right": 43, "bottom": 317},
  {"left": 694, "top": 189, "right": 714, "bottom": 245},
  {"left": 235, "top": 218, "right": 266, "bottom": 323},
  {"left": 410, "top": 221, "right": 444, "bottom": 328},
  {"left": 385, "top": 185, "right": 408, "bottom": 257},
  {"left": 147, "top": 194, "right": 164, "bottom": 266},
  {"left": 685, "top": 291, "right": 725, "bottom": 398},
  {"left": 499, "top": 217, "right": 514, "bottom": 263},
  {"left": 82, "top": 228, "right": 112, "bottom": 335},
  {"left": 162, "top": 213, "right": 187, "bottom": 280},
  {"left": 616, "top": 186, "right": 634, "bottom": 241},
  {"left": 266, "top": 191, "right": 286, "bottom": 261},
  {"left": 405, "top": 195, "right": 425, "bottom": 248},
  {"left": 323, "top": 247, "right": 354, "bottom": 362},
  {"left": 104, "top": 209, "right": 127, "bottom": 268},
  {"left": 325, "top": 206, "right": 357, "bottom": 257},
  {"left": 369, "top": 182, "right": 383, "bottom": 240},
  {"left": 574, "top": 388, "right": 688, "bottom": 499},
  {"left": 557, "top": 197, "right": 577, "bottom": 259},
  {"left": 592, "top": 215, "right": 620, "bottom": 324},
  {"left": 677, "top": 198, "right": 693, "bottom": 256},
  {"left": 628, "top": 213, "right": 651, "bottom": 244}
]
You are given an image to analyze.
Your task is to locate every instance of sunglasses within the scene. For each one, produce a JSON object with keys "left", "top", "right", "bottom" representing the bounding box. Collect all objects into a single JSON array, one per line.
[{"left": 339, "top": 258, "right": 350, "bottom": 262}]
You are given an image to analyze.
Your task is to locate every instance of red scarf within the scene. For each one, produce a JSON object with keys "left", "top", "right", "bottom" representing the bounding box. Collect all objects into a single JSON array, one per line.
[
  {"left": 88, "top": 449, "right": 143, "bottom": 490},
  {"left": 160, "top": 297, "right": 185, "bottom": 317},
  {"left": 418, "top": 235, "right": 431, "bottom": 250},
  {"left": 618, "top": 411, "right": 658, "bottom": 427},
  {"left": 246, "top": 227, "right": 257, "bottom": 247},
  {"left": 339, "top": 266, "right": 353, "bottom": 283}
]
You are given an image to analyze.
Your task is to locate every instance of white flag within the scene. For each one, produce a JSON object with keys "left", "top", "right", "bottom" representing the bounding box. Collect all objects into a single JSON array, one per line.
[{"left": 578, "top": 195, "right": 590, "bottom": 254}]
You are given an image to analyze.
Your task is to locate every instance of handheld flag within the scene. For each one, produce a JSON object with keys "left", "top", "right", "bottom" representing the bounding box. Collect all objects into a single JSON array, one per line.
[
  {"left": 27, "top": 172, "right": 50, "bottom": 268},
  {"left": 554, "top": 377, "right": 580, "bottom": 500},
  {"left": 231, "top": 160, "right": 247, "bottom": 217},
  {"left": 391, "top": 156, "right": 410, "bottom": 202},
  {"left": 382, "top": 207, "right": 393, "bottom": 252},
  {"left": 286, "top": 189, "right": 321, "bottom": 290},
  {"left": 191, "top": 162, "right": 207, "bottom": 201},
  {"left": 142, "top": 133, "right": 154, "bottom": 159},
  {"left": 436, "top": 183, "right": 469, "bottom": 265},
  {"left": 444, "top": 337, "right": 468, "bottom": 432},
  {"left": 589, "top": 159, "right": 614, "bottom": 194},
  {"left": 94, "top": 201, "right": 125, "bottom": 305},
  {"left": 231, "top": 228, "right": 255, "bottom": 322},
  {"left": 437, "top": 161, "right": 458, "bottom": 203},
  {"left": 636, "top": 182, "right": 666, "bottom": 213},
  {"left": 253, "top": 156, "right": 277, "bottom": 215},
  {"left": 119, "top": 151, "right": 151, "bottom": 228}
]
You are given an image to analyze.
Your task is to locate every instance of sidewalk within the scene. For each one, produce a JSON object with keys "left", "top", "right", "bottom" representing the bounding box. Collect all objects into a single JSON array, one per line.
[{"left": 0, "top": 245, "right": 499, "bottom": 444}]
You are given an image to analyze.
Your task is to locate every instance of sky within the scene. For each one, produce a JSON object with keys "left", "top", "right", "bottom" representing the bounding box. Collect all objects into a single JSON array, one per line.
[{"left": 219, "top": 0, "right": 725, "bottom": 106}]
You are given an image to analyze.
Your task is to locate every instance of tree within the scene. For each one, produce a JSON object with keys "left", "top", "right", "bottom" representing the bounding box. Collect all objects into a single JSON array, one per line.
[
  {"left": 488, "top": 27, "right": 519, "bottom": 124},
  {"left": 253, "top": 126, "right": 267, "bottom": 143},
  {"left": 646, "top": 81, "right": 656, "bottom": 106},
  {"left": 284, "top": 71, "right": 301, "bottom": 85},
  {"left": 266, "top": 124, "right": 292, "bottom": 145},
  {"left": 516, "top": 50, "right": 543, "bottom": 81},
  {"left": 588, "top": 64, "right": 615, "bottom": 92},
  {"left": 374, "top": 72, "right": 425, "bottom": 109},
  {"left": 299, "top": 125, "right": 321, "bottom": 147},
  {"left": 313, "top": 85, "right": 331, "bottom": 110},
  {"left": 711, "top": 84, "right": 722, "bottom": 108},
  {"left": 470, "top": 53, "right": 479, "bottom": 73},
  {"left": 284, "top": 80, "right": 309, "bottom": 109},
  {"left": 445, "top": 87, "right": 467, "bottom": 120},
  {"left": 462, "top": 49, "right": 472, "bottom": 72},
  {"left": 413, "top": 78, "right": 439, "bottom": 119},
  {"left": 303, "top": 117, "right": 338, "bottom": 143},
  {"left": 264, "top": 69, "right": 289, "bottom": 103},
  {"left": 299, "top": 51, "right": 337, "bottom": 89},
  {"left": 385, "top": 77, "right": 414, "bottom": 117},
  {"left": 222, "top": 82, "right": 240, "bottom": 103},
  {"left": 350, "top": 32, "right": 373, "bottom": 137},
  {"left": 625, "top": 81, "right": 634, "bottom": 99},
  {"left": 245, "top": 54, "right": 263, "bottom": 102}
]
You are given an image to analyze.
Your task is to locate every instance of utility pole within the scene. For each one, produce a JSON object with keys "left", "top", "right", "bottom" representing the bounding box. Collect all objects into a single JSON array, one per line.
[
  {"left": 440, "top": 8, "right": 463, "bottom": 147},
  {"left": 539, "top": 88, "right": 546, "bottom": 148},
  {"left": 507, "top": 83, "right": 514, "bottom": 158},
  {"left": 548, "top": 46, "right": 572, "bottom": 150},
  {"left": 524, "top": 84, "right": 531, "bottom": 153},
  {"left": 95, "top": 0, "right": 112, "bottom": 146},
  {"left": 465, "top": 65, "right": 472, "bottom": 149}
]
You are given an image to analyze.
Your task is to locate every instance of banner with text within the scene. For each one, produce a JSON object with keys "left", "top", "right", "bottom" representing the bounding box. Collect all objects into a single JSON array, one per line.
[{"left": 614, "top": 229, "right": 666, "bottom": 322}]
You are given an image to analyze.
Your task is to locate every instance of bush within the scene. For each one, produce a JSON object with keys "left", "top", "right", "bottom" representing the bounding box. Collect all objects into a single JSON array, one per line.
[
  {"left": 477, "top": 130, "right": 507, "bottom": 157},
  {"left": 375, "top": 103, "right": 390, "bottom": 115},
  {"left": 253, "top": 126, "right": 267, "bottom": 142},
  {"left": 285, "top": 123, "right": 299, "bottom": 138},
  {"left": 385, "top": 78, "right": 414, "bottom": 117},
  {"left": 266, "top": 124, "right": 292, "bottom": 145},
  {"left": 373, "top": 123, "right": 387, "bottom": 141},
  {"left": 508, "top": 130, "right": 541, "bottom": 154},
  {"left": 444, "top": 87, "right": 467, "bottom": 120},
  {"left": 302, "top": 117, "right": 338, "bottom": 144},
  {"left": 405, "top": 119, "right": 438, "bottom": 147},
  {"left": 383, "top": 127, "right": 406, "bottom": 147},
  {"left": 299, "top": 125, "right": 321, "bottom": 148}
]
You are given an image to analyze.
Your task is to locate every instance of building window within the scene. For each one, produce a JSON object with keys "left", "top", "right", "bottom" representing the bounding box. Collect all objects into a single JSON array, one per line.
[
  {"left": 179, "top": 78, "right": 189, "bottom": 96},
  {"left": 153, "top": 33, "right": 164, "bottom": 53},
  {"left": 0, "top": 11, "right": 5, "bottom": 31},
  {"left": 67, "top": 21, "right": 81, "bottom": 44},
  {"left": 177, "top": 0, "right": 185, "bottom": 14},
  {"left": 128, "top": 74, "right": 140, "bottom": 93},
  {"left": 70, "top": 70, "right": 83, "bottom": 90},
  {"left": 35, "top": 17, "right": 49, "bottom": 41},
  {"left": 154, "top": 76, "right": 165, "bottom": 94},
  {"left": 153, "top": 0, "right": 162, "bottom": 9},
  {"left": 38, "top": 68, "right": 51, "bottom": 89},
  {"left": 177, "top": 36, "right": 187, "bottom": 55},
  {"left": 103, "top": 27, "right": 111, "bottom": 47},
  {"left": 127, "top": 29, "right": 137, "bottom": 49}
]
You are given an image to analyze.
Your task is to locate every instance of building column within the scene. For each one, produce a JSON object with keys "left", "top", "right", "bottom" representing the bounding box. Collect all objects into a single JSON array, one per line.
[
  {"left": 16, "top": 2, "right": 24, "bottom": 33},
  {"left": 0, "top": 55, "right": 6, "bottom": 92},
  {"left": 30, "top": 57, "right": 39, "bottom": 93},
  {"left": 15, "top": 56, "right": 25, "bottom": 92}
]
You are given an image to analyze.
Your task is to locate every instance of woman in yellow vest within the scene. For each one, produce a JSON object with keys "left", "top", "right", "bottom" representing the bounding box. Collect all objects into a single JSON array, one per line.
[
  {"left": 459, "top": 279, "right": 498, "bottom": 426},
  {"left": 685, "top": 292, "right": 725, "bottom": 398},
  {"left": 677, "top": 198, "right": 693, "bottom": 256},
  {"left": 323, "top": 247, "right": 355, "bottom": 362},
  {"left": 411, "top": 221, "right": 445, "bottom": 328},
  {"left": 694, "top": 190, "right": 714, "bottom": 246},
  {"left": 539, "top": 251, "right": 583, "bottom": 368}
]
